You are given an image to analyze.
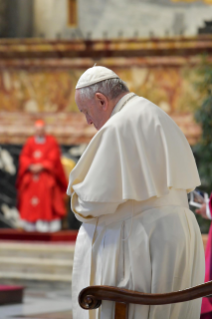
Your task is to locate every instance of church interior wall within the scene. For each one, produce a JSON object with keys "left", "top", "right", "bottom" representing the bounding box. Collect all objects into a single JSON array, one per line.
[
  {"left": 0, "top": 1, "right": 211, "bottom": 234},
  {"left": 0, "top": 64, "right": 201, "bottom": 145},
  {"left": 32, "top": 0, "right": 212, "bottom": 39},
  {"left": 0, "top": 0, "right": 211, "bottom": 39},
  {"left": 77, "top": 0, "right": 212, "bottom": 39},
  {"left": 0, "top": 37, "right": 207, "bottom": 147}
]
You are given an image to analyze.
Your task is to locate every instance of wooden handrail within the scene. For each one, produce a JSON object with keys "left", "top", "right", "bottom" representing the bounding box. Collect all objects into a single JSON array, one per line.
[{"left": 79, "top": 281, "right": 212, "bottom": 310}]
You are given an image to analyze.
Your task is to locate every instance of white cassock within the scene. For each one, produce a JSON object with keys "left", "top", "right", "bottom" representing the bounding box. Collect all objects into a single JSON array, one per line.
[{"left": 67, "top": 93, "right": 205, "bottom": 319}]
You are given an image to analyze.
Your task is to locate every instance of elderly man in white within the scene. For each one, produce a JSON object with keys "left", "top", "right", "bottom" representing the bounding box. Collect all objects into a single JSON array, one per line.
[{"left": 67, "top": 66, "right": 205, "bottom": 319}]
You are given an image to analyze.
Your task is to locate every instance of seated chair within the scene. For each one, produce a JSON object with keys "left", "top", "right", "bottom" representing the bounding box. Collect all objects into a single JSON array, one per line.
[{"left": 79, "top": 282, "right": 212, "bottom": 319}]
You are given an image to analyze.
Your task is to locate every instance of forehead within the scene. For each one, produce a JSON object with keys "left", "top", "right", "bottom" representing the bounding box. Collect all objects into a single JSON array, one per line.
[
  {"left": 75, "top": 89, "right": 81, "bottom": 99},
  {"left": 75, "top": 90, "right": 84, "bottom": 107},
  {"left": 75, "top": 90, "right": 92, "bottom": 111}
]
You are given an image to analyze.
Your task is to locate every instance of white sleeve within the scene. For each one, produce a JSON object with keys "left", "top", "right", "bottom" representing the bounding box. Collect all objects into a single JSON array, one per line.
[
  {"left": 71, "top": 192, "right": 123, "bottom": 223},
  {"left": 206, "top": 199, "right": 212, "bottom": 220}
]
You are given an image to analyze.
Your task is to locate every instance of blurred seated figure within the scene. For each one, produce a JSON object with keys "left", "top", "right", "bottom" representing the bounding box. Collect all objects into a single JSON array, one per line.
[
  {"left": 16, "top": 120, "right": 68, "bottom": 232},
  {"left": 196, "top": 196, "right": 212, "bottom": 319}
]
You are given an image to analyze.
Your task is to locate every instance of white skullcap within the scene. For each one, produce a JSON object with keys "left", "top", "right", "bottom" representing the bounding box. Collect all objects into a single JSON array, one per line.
[{"left": 76, "top": 66, "right": 120, "bottom": 89}]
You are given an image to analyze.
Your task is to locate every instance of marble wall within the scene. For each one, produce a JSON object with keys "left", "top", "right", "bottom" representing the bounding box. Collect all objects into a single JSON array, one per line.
[
  {"left": 0, "top": 66, "right": 202, "bottom": 144},
  {"left": 0, "top": 0, "right": 211, "bottom": 40},
  {"left": 0, "top": 66, "right": 201, "bottom": 114},
  {"left": 0, "top": 37, "right": 208, "bottom": 146},
  {"left": 33, "top": 0, "right": 67, "bottom": 39},
  {"left": 32, "top": 0, "right": 212, "bottom": 39}
]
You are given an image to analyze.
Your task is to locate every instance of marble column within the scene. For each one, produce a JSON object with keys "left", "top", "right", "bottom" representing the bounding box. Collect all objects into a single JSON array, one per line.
[
  {"left": 0, "top": 0, "right": 8, "bottom": 37},
  {"left": 33, "top": 0, "right": 67, "bottom": 38},
  {"left": 6, "top": 0, "right": 33, "bottom": 38}
]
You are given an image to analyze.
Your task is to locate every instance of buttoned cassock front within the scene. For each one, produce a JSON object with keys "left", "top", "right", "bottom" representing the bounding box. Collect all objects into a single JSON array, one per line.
[{"left": 67, "top": 93, "right": 205, "bottom": 319}]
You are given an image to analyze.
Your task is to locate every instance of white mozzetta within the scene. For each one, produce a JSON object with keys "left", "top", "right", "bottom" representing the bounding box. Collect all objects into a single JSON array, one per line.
[{"left": 67, "top": 93, "right": 200, "bottom": 202}]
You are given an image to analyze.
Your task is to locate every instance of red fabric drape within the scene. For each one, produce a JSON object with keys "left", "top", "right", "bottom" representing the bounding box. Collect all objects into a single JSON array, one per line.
[{"left": 201, "top": 194, "right": 212, "bottom": 318}]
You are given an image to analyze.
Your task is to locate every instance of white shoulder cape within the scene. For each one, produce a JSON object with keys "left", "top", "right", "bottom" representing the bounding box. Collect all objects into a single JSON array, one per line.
[{"left": 67, "top": 95, "right": 200, "bottom": 202}]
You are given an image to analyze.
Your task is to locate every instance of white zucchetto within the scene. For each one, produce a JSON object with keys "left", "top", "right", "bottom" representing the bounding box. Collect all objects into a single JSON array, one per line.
[{"left": 75, "top": 66, "right": 120, "bottom": 89}]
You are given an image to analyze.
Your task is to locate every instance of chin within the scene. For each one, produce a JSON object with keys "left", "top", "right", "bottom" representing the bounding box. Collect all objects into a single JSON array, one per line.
[{"left": 94, "top": 123, "right": 100, "bottom": 130}]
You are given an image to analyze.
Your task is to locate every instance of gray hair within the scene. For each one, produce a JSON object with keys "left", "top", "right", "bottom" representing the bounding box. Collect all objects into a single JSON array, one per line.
[{"left": 78, "top": 78, "right": 129, "bottom": 100}]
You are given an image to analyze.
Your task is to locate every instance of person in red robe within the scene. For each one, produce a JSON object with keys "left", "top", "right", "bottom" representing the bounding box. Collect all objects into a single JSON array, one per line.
[
  {"left": 16, "top": 120, "right": 68, "bottom": 232},
  {"left": 196, "top": 196, "right": 212, "bottom": 319}
]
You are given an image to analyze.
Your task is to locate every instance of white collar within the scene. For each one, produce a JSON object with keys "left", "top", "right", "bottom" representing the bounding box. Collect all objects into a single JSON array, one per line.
[
  {"left": 111, "top": 92, "right": 136, "bottom": 118},
  {"left": 35, "top": 136, "right": 46, "bottom": 144}
]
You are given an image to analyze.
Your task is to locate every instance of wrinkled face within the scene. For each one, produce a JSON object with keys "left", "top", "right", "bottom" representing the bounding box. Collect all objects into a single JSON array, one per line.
[{"left": 75, "top": 90, "right": 111, "bottom": 130}]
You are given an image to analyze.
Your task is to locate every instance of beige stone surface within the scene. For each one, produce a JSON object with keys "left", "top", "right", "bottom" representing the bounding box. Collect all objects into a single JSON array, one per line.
[
  {"left": 0, "top": 242, "right": 74, "bottom": 288},
  {"left": 23, "top": 311, "right": 72, "bottom": 318}
]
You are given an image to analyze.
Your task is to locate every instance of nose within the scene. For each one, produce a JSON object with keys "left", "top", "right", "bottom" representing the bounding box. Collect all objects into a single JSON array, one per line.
[{"left": 86, "top": 117, "right": 93, "bottom": 125}]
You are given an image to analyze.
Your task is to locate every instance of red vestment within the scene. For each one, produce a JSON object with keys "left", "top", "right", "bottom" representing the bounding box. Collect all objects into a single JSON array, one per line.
[
  {"left": 201, "top": 194, "right": 212, "bottom": 319},
  {"left": 16, "top": 135, "right": 68, "bottom": 222}
]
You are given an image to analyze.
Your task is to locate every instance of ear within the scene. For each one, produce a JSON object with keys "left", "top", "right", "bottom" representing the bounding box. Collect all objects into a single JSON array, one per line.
[{"left": 95, "top": 93, "right": 109, "bottom": 111}]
